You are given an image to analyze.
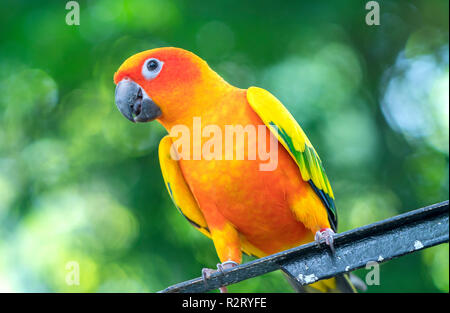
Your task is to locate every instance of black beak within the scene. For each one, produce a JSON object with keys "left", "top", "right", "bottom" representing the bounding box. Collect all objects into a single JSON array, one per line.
[{"left": 115, "top": 79, "right": 162, "bottom": 123}]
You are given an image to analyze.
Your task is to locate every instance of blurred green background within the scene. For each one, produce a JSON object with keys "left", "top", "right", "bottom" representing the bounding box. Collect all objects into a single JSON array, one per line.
[{"left": 0, "top": 0, "right": 448, "bottom": 293}]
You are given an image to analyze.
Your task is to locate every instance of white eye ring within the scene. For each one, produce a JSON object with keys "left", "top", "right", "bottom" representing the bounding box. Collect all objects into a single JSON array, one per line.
[{"left": 142, "top": 58, "right": 164, "bottom": 80}]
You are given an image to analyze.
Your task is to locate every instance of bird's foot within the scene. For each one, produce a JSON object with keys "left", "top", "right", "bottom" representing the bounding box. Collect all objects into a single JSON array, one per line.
[
  {"left": 201, "top": 260, "right": 239, "bottom": 293},
  {"left": 315, "top": 228, "right": 336, "bottom": 253}
]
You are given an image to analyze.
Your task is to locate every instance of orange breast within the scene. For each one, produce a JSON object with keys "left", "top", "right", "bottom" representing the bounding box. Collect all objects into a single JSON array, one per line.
[{"left": 178, "top": 89, "right": 319, "bottom": 255}]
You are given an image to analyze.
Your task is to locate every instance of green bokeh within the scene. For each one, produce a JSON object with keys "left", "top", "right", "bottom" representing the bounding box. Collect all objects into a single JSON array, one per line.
[{"left": 0, "top": 0, "right": 448, "bottom": 292}]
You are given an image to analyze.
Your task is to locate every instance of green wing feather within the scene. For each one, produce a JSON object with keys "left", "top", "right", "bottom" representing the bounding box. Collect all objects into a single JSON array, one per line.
[{"left": 247, "top": 87, "right": 337, "bottom": 230}]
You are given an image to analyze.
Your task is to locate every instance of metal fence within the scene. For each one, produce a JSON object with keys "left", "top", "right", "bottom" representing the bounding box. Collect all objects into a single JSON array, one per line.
[{"left": 160, "top": 200, "right": 449, "bottom": 293}]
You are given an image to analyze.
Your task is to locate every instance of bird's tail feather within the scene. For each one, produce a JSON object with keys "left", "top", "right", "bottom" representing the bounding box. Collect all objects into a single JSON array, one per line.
[{"left": 282, "top": 271, "right": 362, "bottom": 293}]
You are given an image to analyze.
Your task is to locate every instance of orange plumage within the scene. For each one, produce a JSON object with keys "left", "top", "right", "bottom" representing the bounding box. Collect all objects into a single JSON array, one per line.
[
  {"left": 114, "top": 47, "right": 348, "bottom": 292},
  {"left": 172, "top": 88, "right": 327, "bottom": 261}
]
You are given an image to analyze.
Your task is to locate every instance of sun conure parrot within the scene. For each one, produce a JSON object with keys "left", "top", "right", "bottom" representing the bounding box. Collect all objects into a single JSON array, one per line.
[{"left": 113, "top": 47, "right": 356, "bottom": 293}]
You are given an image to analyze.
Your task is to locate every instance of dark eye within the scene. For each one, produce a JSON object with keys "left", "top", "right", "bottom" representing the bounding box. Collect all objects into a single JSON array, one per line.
[
  {"left": 147, "top": 60, "right": 159, "bottom": 71},
  {"left": 142, "top": 58, "right": 164, "bottom": 80}
]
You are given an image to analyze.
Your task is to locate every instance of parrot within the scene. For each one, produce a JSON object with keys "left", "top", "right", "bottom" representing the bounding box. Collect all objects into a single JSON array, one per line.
[{"left": 113, "top": 47, "right": 357, "bottom": 293}]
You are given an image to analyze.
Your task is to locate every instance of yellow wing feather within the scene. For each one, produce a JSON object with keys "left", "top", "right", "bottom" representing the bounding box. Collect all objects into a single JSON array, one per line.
[
  {"left": 158, "top": 136, "right": 211, "bottom": 238},
  {"left": 246, "top": 86, "right": 337, "bottom": 230}
]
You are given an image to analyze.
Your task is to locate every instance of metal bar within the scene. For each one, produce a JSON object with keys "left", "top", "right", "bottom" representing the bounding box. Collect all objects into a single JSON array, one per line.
[{"left": 159, "top": 200, "right": 449, "bottom": 293}]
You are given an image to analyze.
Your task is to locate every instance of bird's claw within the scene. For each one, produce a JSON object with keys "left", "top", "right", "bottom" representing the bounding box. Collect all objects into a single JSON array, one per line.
[
  {"left": 201, "top": 260, "right": 239, "bottom": 293},
  {"left": 315, "top": 228, "right": 336, "bottom": 253}
]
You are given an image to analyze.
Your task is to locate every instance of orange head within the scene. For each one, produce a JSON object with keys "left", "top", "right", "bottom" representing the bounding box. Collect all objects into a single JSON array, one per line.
[{"left": 114, "top": 47, "right": 230, "bottom": 127}]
